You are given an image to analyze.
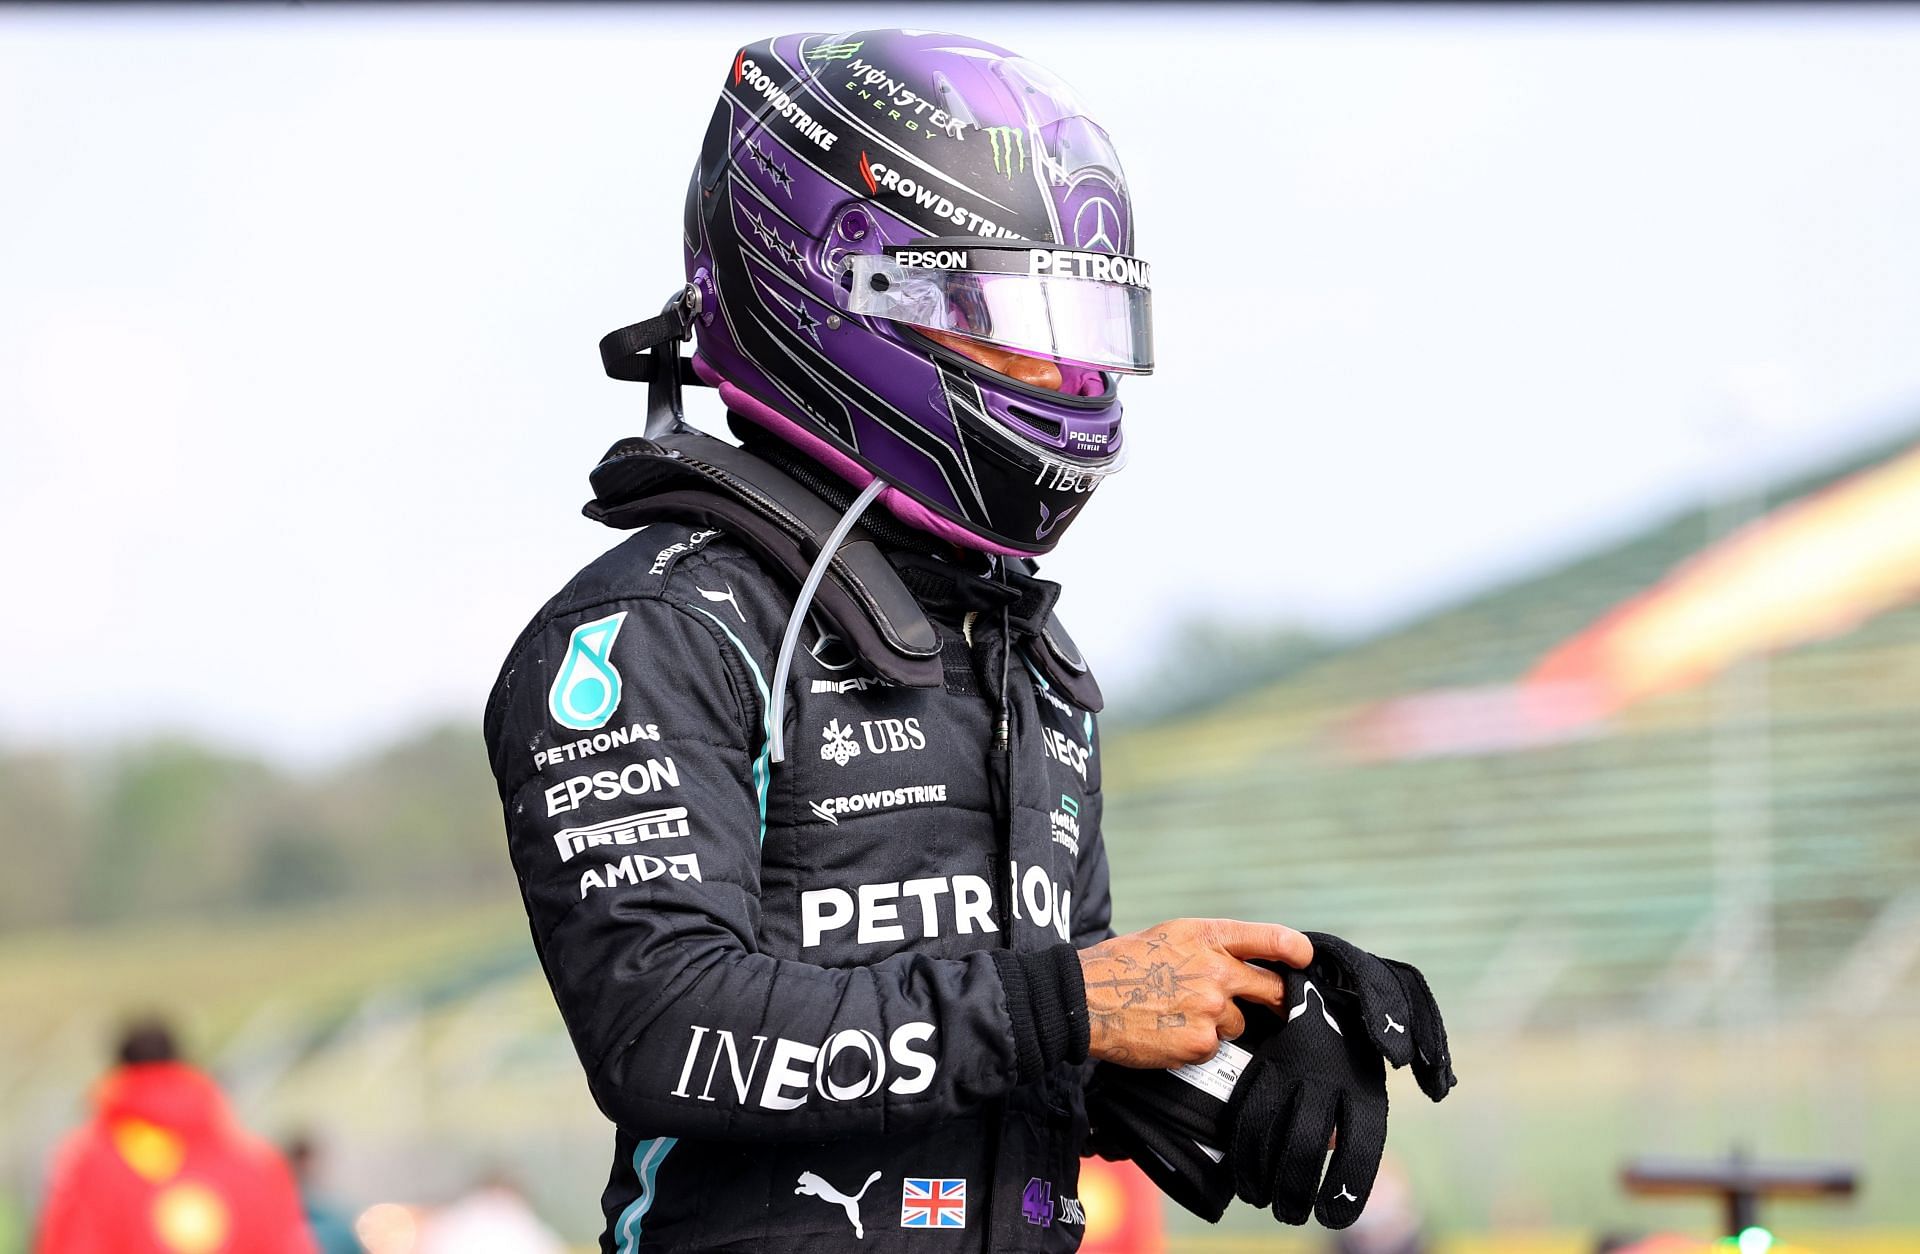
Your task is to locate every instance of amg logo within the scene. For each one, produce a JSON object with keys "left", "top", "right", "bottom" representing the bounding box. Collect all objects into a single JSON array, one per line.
[
  {"left": 553, "top": 808, "right": 691, "bottom": 863},
  {"left": 812, "top": 676, "right": 884, "bottom": 694},
  {"left": 670, "top": 1022, "right": 938, "bottom": 1110}
]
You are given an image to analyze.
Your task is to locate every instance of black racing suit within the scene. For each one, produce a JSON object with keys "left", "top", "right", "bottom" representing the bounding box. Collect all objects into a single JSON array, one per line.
[{"left": 484, "top": 478, "right": 1113, "bottom": 1252}]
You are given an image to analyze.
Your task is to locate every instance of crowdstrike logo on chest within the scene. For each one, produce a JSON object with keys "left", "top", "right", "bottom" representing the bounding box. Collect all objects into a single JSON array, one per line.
[{"left": 809, "top": 783, "right": 949, "bottom": 825}]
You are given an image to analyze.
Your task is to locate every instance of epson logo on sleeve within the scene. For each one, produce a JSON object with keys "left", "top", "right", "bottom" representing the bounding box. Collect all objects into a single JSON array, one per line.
[
  {"left": 544, "top": 757, "right": 681, "bottom": 817},
  {"left": 553, "top": 807, "right": 692, "bottom": 863},
  {"left": 894, "top": 249, "right": 970, "bottom": 270}
]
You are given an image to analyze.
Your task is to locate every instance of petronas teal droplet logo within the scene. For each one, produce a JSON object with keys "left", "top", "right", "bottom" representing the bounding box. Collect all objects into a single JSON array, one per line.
[{"left": 549, "top": 611, "right": 629, "bottom": 731}]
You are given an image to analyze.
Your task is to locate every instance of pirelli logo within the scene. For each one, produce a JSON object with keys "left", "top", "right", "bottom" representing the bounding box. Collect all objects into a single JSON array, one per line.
[{"left": 554, "top": 808, "right": 692, "bottom": 863}]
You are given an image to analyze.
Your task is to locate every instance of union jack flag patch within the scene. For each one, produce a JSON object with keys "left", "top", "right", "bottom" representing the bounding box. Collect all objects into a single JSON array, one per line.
[{"left": 900, "top": 1177, "right": 966, "bottom": 1229}]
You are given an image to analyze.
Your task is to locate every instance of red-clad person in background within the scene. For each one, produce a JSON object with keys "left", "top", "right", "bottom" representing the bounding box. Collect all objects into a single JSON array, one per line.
[{"left": 35, "top": 1018, "right": 316, "bottom": 1254}]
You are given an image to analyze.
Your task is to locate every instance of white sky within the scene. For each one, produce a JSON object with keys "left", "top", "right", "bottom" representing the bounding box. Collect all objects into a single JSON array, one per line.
[{"left": 4, "top": 5, "right": 1919, "bottom": 766}]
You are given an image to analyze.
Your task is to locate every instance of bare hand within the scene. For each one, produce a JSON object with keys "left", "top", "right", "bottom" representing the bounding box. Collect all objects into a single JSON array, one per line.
[{"left": 1078, "top": 919, "right": 1313, "bottom": 1068}]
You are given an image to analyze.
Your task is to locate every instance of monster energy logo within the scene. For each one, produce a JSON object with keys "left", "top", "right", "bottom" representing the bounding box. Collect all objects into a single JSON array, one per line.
[
  {"left": 985, "top": 126, "right": 1027, "bottom": 178},
  {"left": 806, "top": 40, "right": 864, "bottom": 62}
]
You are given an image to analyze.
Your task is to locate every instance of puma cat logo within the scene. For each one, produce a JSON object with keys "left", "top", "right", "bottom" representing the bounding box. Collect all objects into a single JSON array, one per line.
[{"left": 796, "top": 1170, "right": 882, "bottom": 1238}]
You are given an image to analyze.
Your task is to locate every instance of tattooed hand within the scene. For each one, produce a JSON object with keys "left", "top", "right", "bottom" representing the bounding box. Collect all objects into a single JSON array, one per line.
[{"left": 1079, "top": 919, "right": 1313, "bottom": 1068}]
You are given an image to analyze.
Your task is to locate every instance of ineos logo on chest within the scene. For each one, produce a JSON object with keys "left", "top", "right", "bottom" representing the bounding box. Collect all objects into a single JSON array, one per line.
[{"left": 819, "top": 717, "right": 927, "bottom": 766}]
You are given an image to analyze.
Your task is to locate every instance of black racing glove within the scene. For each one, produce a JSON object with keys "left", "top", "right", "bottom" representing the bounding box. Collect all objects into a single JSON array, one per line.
[
  {"left": 1085, "top": 1052, "right": 1242, "bottom": 1222},
  {"left": 1226, "top": 931, "right": 1456, "bottom": 1228},
  {"left": 1085, "top": 933, "right": 1454, "bottom": 1230},
  {"left": 1298, "top": 931, "right": 1456, "bottom": 1104}
]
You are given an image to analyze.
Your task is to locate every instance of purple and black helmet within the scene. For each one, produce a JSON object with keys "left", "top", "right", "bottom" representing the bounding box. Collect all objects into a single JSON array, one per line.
[{"left": 683, "top": 28, "right": 1154, "bottom": 556}]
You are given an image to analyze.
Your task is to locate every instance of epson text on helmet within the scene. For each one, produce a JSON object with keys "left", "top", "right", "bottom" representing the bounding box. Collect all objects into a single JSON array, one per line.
[
  {"left": 1030, "top": 249, "right": 1151, "bottom": 288},
  {"left": 737, "top": 57, "right": 840, "bottom": 152},
  {"left": 894, "top": 249, "right": 971, "bottom": 270},
  {"left": 863, "top": 158, "right": 1024, "bottom": 240}
]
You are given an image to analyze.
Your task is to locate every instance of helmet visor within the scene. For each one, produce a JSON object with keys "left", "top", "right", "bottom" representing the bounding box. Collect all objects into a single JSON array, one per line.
[{"left": 842, "top": 241, "right": 1154, "bottom": 375}]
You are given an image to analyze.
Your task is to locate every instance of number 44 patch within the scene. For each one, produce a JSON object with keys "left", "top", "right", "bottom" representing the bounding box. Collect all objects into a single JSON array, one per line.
[{"left": 1021, "top": 1178, "right": 1052, "bottom": 1227}]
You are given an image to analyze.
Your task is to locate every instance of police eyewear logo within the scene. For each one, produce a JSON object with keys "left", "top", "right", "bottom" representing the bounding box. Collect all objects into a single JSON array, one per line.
[
  {"left": 549, "top": 611, "right": 627, "bottom": 731},
  {"left": 552, "top": 807, "right": 691, "bottom": 863}
]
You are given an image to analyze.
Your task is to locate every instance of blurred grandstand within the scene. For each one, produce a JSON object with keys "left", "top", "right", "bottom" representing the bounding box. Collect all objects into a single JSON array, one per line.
[{"left": 6, "top": 428, "right": 1920, "bottom": 1250}]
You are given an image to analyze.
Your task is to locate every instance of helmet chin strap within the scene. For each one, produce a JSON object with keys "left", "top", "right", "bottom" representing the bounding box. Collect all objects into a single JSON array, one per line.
[
  {"left": 597, "top": 285, "right": 709, "bottom": 438},
  {"left": 767, "top": 475, "right": 887, "bottom": 763}
]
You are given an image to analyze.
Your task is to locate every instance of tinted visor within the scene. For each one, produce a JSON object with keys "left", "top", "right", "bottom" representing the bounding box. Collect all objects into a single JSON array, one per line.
[{"left": 842, "top": 241, "right": 1154, "bottom": 375}]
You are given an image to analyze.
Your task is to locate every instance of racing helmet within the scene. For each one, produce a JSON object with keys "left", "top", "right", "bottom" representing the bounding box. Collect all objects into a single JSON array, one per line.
[{"left": 682, "top": 28, "right": 1153, "bottom": 555}]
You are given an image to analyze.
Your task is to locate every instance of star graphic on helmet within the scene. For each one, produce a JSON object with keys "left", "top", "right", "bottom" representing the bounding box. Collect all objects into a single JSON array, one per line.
[
  {"left": 761, "top": 281, "right": 824, "bottom": 349},
  {"left": 738, "top": 129, "right": 771, "bottom": 172},
  {"left": 768, "top": 159, "right": 794, "bottom": 195},
  {"left": 743, "top": 207, "right": 778, "bottom": 250},
  {"left": 741, "top": 207, "right": 809, "bottom": 274},
  {"left": 791, "top": 302, "right": 822, "bottom": 344}
]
